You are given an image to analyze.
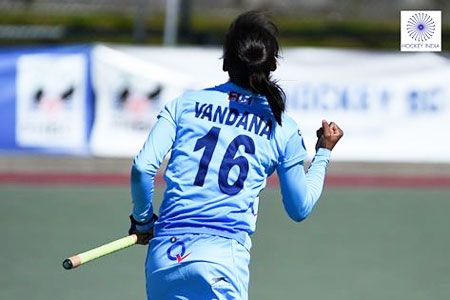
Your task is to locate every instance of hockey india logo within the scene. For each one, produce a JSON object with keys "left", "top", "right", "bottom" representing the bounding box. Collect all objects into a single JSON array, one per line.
[{"left": 406, "top": 12, "right": 435, "bottom": 42}]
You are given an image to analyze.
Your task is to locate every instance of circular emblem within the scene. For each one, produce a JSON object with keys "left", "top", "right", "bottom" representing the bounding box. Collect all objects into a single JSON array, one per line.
[
  {"left": 166, "top": 240, "right": 191, "bottom": 263},
  {"left": 407, "top": 12, "right": 435, "bottom": 42}
]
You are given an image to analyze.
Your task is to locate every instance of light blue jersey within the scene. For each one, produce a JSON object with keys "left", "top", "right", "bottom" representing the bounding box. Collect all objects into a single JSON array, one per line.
[
  {"left": 131, "top": 81, "right": 331, "bottom": 299},
  {"left": 134, "top": 82, "right": 308, "bottom": 250}
]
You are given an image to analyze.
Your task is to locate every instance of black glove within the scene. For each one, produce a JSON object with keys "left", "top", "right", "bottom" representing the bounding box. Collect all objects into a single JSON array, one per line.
[{"left": 128, "top": 213, "right": 158, "bottom": 245}]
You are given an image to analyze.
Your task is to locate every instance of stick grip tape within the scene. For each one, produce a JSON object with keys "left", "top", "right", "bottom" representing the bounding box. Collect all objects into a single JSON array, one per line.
[{"left": 62, "top": 234, "right": 138, "bottom": 270}]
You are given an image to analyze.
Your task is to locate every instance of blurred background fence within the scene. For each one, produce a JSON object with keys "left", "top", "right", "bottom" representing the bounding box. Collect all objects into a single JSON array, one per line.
[{"left": 0, "top": 0, "right": 449, "bottom": 47}]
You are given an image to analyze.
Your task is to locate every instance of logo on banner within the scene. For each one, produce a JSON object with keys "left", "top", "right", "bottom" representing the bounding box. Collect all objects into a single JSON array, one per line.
[
  {"left": 31, "top": 86, "right": 75, "bottom": 113},
  {"left": 401, "top": 11, "right": 441, "bottom": 52},
  {"left": 16, "top": 53, "right": 87, "bottom": 149},
  {"left": 112, "top": 81, "right": 163, "bottom": 131}
]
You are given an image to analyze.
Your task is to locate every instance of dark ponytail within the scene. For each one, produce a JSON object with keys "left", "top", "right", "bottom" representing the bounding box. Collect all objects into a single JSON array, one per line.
[{"left": 223, "top": 11, "right": 285, "bottom": 125}]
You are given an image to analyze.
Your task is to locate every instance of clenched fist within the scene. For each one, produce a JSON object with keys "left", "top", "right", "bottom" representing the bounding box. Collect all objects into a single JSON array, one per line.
[{"left": 315, "top": 120, "right": 344, "bottom": 151}]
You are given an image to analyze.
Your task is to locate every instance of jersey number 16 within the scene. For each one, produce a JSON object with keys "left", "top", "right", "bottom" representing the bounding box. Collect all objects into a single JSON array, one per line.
[{"left": 193, "top": 126, "right": 255, "bottom": 196}]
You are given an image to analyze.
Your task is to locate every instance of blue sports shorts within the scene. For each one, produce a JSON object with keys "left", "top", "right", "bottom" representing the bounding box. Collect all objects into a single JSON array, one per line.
[{"left": 145, "top": 233, "right": 250, "bottom": 300}]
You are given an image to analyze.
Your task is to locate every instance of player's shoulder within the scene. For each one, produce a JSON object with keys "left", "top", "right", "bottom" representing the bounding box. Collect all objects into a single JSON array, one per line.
[
  {"left": 277, "top": 113, "right": 301, "bottom": 140},
  {"left": 163, "top": 86, "right": 227, "bottom": 121},
  {"left": 174, "top": 85, "right": 227, "bottom": 104}
]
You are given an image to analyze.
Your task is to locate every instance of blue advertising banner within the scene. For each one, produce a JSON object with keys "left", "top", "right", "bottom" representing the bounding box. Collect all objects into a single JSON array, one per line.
[
  {"left": 1, "top": 44, "right": 450, "bottom": 162},
  {"left": 0, "top": 45, "right": 93, "bottom": 155}
]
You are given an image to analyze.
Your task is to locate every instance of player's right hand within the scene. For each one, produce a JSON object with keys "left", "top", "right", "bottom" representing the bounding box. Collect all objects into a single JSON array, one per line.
[
  {"left": 128, "top": 214, "right": 158, "bottom": 245},
  {"left": 315, "top": 119, "right": 343, "bottom": 151}
]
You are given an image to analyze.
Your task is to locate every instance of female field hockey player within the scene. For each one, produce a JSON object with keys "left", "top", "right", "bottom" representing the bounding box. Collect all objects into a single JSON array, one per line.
[{"left": 128, "top": 11, "right": 343, "bottom": 300}]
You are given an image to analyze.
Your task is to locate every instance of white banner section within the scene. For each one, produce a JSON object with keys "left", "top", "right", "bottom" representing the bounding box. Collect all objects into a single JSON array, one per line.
[
  {"left": 91, "top": 45, "right": 450, "bottom": 162},
  {"left": 16, "top": 53, "right": 87, "bottom": 150},
  {"left": 278, "top": 49, "right": 450, "bottom": 162}
]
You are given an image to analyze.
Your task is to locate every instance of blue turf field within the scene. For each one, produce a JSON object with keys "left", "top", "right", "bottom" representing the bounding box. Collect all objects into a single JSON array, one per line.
[{"left": 1, "top": 185, "right": 450, "bottom": 299}]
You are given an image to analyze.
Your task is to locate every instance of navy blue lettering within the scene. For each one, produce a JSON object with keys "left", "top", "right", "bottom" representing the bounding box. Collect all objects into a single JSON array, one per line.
[
  {"left": 248, "top": 114, "right": 263, "bottom": 135},
  {"left": 259, "top": 119, "right": 272, "bottom": 139},
  {"left": 225, "top": 109, "right": 239, "bottom": 126},
  {"left": 193, "top": 102, "right": 272, "bottom": 140},
  {"left": 213, "top": 106, "right": 228, "bottom": 123},
  {"left": 195, "top": 102, "right": 207, "bottom": 118},
  {"left": 235, "top": 112, "right": 249, "bottom": 130},
  {"left": 201, "top": 104, "right": 213, "bottom": 121}
]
